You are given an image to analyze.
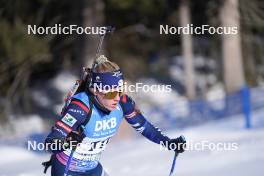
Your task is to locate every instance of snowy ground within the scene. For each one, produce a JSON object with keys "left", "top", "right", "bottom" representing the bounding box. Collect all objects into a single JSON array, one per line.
[{"left": 0, "top": 108, "right": 264, "bottom": 176}]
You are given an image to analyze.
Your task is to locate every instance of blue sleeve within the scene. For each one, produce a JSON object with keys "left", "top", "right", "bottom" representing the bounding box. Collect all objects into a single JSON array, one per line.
[
  {"left": 120, "top": 95, "right": 170, "bottom": 144},
  {"left": 45, "top": 99, "right": 89, "bottom": 153}
]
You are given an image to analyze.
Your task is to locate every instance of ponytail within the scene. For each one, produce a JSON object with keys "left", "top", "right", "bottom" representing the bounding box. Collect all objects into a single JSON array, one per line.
[{"left": 92, "top": 55, "right": 120, "bottom": 73}]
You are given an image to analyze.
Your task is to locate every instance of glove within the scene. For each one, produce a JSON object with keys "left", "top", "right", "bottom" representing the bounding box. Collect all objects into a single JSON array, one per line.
[
  {"left": 120, "top": 95, "right": 136, "bottom": 116},
  {"left": 64, "top": 131, "right": 84, "bottom": 150},
  {"left": 49, "top": 131, "right": 84, "bottom": 151},
  {"left": 167, "top": 135, "right": 186, "bottom": 153}
]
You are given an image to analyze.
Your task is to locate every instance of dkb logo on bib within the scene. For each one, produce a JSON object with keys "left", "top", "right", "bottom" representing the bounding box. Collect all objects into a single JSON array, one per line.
[{"left": 95, "top": 118, "right": 117, "bottom": 131}]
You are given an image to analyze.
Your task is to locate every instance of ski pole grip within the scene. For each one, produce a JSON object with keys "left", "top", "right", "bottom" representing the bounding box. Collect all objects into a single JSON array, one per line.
[
  {"left": 105, "top": 26, "right": 115, "bottom": 33},
  {"left": 179, "top": 135, "right": 186, "bottom": 143}
]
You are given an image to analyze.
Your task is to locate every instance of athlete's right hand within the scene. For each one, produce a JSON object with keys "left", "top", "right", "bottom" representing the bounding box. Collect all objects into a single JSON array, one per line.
[
  {"left": 64, "top": 131, "right": 84, "bottom": 149},
  {"left": 47, "top": 131, "right": 83, "bottom": 151}
]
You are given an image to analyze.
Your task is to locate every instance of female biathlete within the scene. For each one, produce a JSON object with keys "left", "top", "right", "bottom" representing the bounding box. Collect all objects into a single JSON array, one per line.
[{"left": 44, "top": 55, "right": 186, "bottom": 176}]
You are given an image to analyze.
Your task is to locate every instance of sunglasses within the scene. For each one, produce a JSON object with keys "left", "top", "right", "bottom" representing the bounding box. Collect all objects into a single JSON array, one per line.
[{"left": 103, "top": 91, "right": 123, "bottom": 99}]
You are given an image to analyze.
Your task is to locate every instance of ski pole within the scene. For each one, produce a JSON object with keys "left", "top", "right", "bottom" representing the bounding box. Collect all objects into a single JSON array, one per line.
[
  {"left": 91, "top": 26, "right": 115, "bottom": 70},
  {"left": 169, "top": 135, "right": 186, "bottom": 176},
  {"left": 63, "top": 129, "right": 83, "bottom": 176},
  {"left": 63, "top": 130, "right": 83, "bottom": 176},
  {"left": 95, "top": 26, "right": 115, "bottom": 58},
  {"left": 63, "top": 148, "right": 75, "bottom": 176},
  {"left": 169, "top": 152, "right": 178, "bottom": 176}
]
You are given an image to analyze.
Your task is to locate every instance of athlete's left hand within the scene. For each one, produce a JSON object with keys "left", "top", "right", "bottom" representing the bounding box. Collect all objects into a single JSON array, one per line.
[
  {"left": 120, "top": 94, "right": 136, "bottom": 115},
  {"left": 167, "top": 135, "right": 186, "bottom": 153}
]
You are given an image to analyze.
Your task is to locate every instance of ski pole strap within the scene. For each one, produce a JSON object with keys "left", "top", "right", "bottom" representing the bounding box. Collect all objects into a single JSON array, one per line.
[{"left": 169, "top": 152, "right": 178, "bottom": 176}]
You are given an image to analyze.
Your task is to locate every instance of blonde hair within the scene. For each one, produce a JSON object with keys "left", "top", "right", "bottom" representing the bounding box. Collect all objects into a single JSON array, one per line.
[{"left": 92, "top": 55, "right": 120, "bottom": 73}]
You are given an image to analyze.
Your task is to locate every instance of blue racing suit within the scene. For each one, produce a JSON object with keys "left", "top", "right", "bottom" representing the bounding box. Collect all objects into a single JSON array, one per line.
[{"left": 45, "top": 91, "right": 170, "bottom": 176}]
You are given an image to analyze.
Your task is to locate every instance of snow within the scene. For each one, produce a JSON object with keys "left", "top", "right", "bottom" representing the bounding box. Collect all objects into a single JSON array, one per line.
[
  {"left": 51, "top": 71, "right": 78, "bottom": 114},
  {"left": 51, "top": 71, "right": 77, "bottom": 93},
  {"left": 32, "top": 91, "right": 52, "bottom": 107},
  {"left": 133, "top": 78, "right": 190, "bottom": 120},
  {"left": 205, "top": 83, "right": 226, "bottom": 110},
  {"left": 0, "top": 115, "right": 45, "bottom": 139},
  {"left": 0, "top": 109, "right": 264, "bottom": 176},
  {"left": 206, "top": 83, "right": 225, "bottom": 101},
  {"left": 169, "top": 55, "right": 218, "bottom": 88}
]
